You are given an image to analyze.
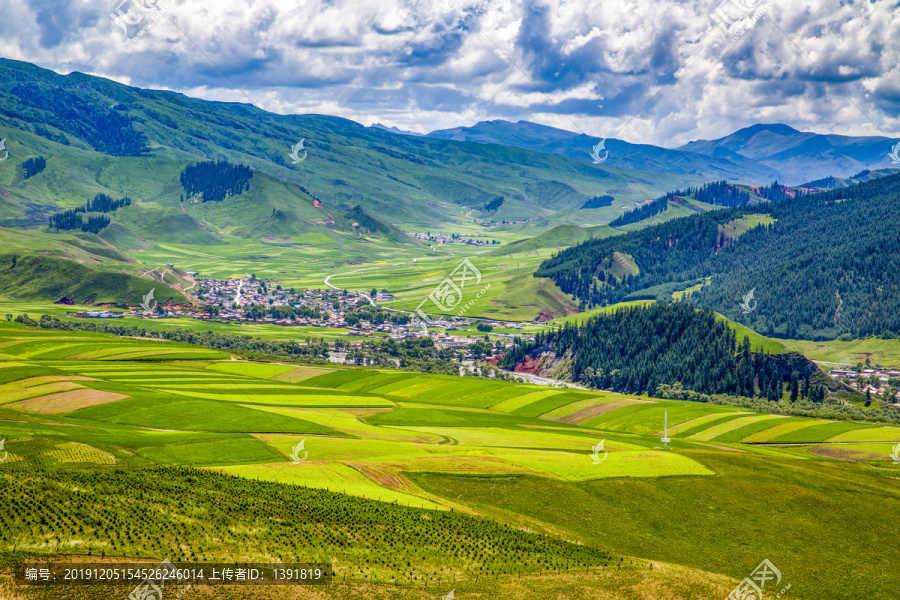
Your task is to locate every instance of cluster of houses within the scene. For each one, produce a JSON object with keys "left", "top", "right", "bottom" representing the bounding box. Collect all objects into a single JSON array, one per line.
[
  {"left": 829, "top": 366, "right": 900, "bottom": 398},
  {"left": 68, "top": 275, "right": 533, "bottom": 358},
  {"left": 194, "top": 276, "right": 288, "bottom": 309},
  {"left": 477, "top": 218, "right": 532, "bottom": 228},
  {"left": 404, "top": 231, "right": 498, "bottom": 246}
]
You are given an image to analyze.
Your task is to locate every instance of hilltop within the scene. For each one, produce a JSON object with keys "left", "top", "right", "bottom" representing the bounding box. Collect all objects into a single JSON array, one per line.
[
  {"left": 0, "top": 58, "right": 703, "bottom": 235},
  {"left": 536, "top": 174, "right": 900, "bottom": 339},
  {"left": 428, "top": 120, "right": 900, "bottom": 185}
]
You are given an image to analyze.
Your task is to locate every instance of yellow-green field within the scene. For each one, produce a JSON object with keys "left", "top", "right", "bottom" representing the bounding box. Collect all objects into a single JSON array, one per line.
[{"left": 2, "top": 322, "right": 900, "bottom": 600}]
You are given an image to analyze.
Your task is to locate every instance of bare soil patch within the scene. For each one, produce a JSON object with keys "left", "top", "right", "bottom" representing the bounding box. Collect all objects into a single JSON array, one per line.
[
  {"left": 8, "top": 389, "right": 129, "bottom": 414},
  {"left": 557, "top": 400, "right": 640, "bottom": 424}
]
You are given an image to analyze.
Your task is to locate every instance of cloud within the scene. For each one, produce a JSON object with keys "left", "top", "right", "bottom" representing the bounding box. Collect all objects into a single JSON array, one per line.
[{"left": 1, "top": 0, "right": 898, "bottom": 144}]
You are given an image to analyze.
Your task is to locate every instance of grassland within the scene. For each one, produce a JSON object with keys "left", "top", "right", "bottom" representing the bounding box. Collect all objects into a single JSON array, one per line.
[
  {"left": 0, "top": 116, "right": 592, "bottom": 322},
  {"left": 780, "top": 336, "right": 900, "bottom": 367},
  {"left": 1, "top": 322, "right": 899, "bottom": 599},
  {"left": 410, "top": 450, "right": 900, "bottom": 600}
]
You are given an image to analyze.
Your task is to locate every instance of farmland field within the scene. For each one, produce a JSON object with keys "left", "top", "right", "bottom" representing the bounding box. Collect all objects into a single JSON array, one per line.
[{"left": 1, "top": 321, "right": 899, "bottom": 600}]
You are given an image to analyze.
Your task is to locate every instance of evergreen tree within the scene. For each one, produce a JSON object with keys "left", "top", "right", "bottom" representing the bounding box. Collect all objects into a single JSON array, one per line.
[
  {"left": 499, "top": 303, "right": 810, "bottom": 397},
  {"left": 180, "top": 160, "right": 252, "bottom": 202},
  {"left": 22, "top": 156, "right": 47, "bottom": 179},
  {"left": 536, "top": 174, "right": 900, "bottom": 340}
]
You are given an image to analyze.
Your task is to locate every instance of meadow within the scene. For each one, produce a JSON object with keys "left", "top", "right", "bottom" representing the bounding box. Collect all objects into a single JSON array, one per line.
[
  {"left": 0, "top": 322, "right": 898, "bottom": 599},
  {"left": 90, "top": 210, "right": 578, "bottom": 323}
]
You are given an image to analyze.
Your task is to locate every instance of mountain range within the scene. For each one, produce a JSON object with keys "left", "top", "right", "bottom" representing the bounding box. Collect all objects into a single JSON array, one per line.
[
  {"left": 0, "top": 56, "right": 896, "bottom": 242},
  {"left": 1, "top": 55, "right": 899, "bottom": 316},
  {"left": 0, "top": 57, "right": 704, "bottom": 239},
  {"left": 427, "top": 120, "right": 900, "bottom": 186}
]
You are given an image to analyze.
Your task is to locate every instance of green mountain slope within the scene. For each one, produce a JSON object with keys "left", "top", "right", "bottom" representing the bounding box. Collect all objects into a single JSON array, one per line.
[
  {"left": 489, "top": 224, "right": 618, "bottom": 256},
  {"left": 536, "top": 174, "right": 900, "bottom": 340},
  {"left": 500, "top": 302, "right": 822, "bottom": 399},
  {"left": 340, "top": 205, "right": 422, "bottom": 246},
  {"left": 0, "top": 253, "right": 185, "bottom": 306},
  {"left": 0, "top": 58, "right": 704, "bottom": 235}
]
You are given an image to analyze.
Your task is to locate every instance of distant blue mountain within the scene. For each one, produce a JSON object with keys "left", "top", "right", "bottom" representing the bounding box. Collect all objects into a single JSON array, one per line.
[
  {"left": 429, "top": 120, "right": 900, "bottom": 185},
  {"left": 369, "top": 123, "right": 424, "bottom": 137},
  {"left": 678, "top": 124, "right": 900, "bottom": 185},
  {"left": 428, "top": 119, "right": 782, "bottom": 183}
]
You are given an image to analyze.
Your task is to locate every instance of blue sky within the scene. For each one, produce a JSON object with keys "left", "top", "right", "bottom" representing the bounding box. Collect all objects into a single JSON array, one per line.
[{"left": 3, "top": 0, "right": 898, "bottom": 146}]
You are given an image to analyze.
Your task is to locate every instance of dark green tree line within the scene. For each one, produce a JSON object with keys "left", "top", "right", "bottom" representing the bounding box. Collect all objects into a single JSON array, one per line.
[
  {"left": 180, "top": 160, "right": 252, "bottom": 202},
  {"left": 537, "top": 174, "right": 900, "bottom": 340},
  {"left": 21, "top": 156, "right": 46, "bottom": 179},
  {"left": 499, "top": 302, "right": 816, "bottom": 399}
]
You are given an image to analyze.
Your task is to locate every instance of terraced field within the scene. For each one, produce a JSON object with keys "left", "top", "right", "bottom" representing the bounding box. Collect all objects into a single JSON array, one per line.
[{"left": 2, "top": 322, "right": 900, "bottom": 599}]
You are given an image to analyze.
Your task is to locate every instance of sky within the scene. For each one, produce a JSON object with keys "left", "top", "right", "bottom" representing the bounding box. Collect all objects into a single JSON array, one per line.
[{"left": 2, "top": 0, "right": 898, "bottom": 147}]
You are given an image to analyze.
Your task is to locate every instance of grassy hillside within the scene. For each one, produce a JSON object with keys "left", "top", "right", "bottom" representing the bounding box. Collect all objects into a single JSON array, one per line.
[
  {"left": 489, "top": 224, "right": 618, "bottom": 256},
  {"left": 341, "top": 205, "right": 423, "bottom": 246},
  {"left": 0, "top": 58, "right": 706, "bottom": 235},
  {"left": 412, "top": 449, "right": 899, "bottom": 600},
  {"left": 0, "top": 253, "right": 185, "bottom": 306}
]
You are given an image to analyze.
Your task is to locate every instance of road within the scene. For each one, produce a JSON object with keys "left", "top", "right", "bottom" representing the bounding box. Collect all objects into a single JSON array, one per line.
[
  {"left": 509, "top": 371, "right": 589, "bottom": 389},
  {"left": 233, "top": 279, "right": 244, "bottom": 306}
]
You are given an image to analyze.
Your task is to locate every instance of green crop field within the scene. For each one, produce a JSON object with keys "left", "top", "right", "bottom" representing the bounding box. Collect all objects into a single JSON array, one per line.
[
  {"left": 1, "top": 321, "right": 899, "bottom": 600},
  {"left": 828, "top": 426, "right": 900, "bottom": 442}
]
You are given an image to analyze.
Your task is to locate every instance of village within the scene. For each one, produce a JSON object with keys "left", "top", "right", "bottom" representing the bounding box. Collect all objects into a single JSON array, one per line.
[
  {"left": 71, "top": 275, "right": 530, "bottom": 359},
  {"left": 828, "top": 364, "right": 900, "bottom": 400},
  {"left": 403, "top": 231, "right": 498, "bottom": 246}
]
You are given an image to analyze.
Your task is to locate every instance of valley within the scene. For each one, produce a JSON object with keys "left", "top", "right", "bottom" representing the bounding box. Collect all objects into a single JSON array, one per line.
[{"left": 1, "top": 36, "right": 900, "bottom": 600}]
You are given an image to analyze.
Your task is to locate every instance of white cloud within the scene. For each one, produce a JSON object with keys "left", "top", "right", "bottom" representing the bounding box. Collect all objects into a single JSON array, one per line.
[{"left": 1, "top": 0, "right": 897, "bottom": 145}]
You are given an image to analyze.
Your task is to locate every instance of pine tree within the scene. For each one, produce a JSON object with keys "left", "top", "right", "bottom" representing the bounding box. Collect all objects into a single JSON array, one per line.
[{"left": 790, "top": 372, "right": 799, "bottom": 402}]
